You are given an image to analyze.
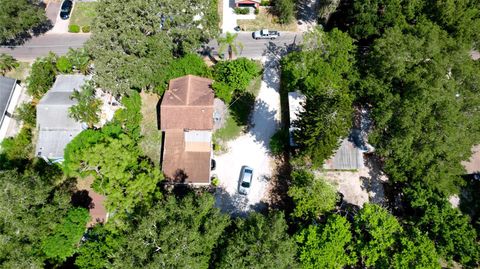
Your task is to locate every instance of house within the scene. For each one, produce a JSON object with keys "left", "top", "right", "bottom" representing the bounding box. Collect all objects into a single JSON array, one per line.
[
  {"left": 323, "top": 138, "right": 364, "bottom": 170},
  {"left": 160, "top": 75, "right": 214, "bottom": 185},
  {"left": 0, "top": 76, "right": 22, "bottom": 142},
  {"left": 36, "top": 75, "right": 90, "bottom": 163},
  {"left": 235, "top": 0, "right": 261, "bottom": 8}
]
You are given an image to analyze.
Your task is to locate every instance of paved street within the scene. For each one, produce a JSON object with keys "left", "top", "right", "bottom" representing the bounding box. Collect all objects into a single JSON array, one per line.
[
  {"left": 207, "top": 32, "right": 303, "bottom": 59},
  {"left": 0, "top": 34, "right": 90, "bottom": 61}
]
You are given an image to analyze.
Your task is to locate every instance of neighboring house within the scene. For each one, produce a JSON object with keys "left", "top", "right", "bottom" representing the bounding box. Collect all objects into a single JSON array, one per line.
[
  {"left": 0, "top": 76, "right": 22, "bottom": 142},
  {"left": 235, "top": 0, "right": 261, "bottom": 8},
  {"left": 160, "top": 75, "right": 214, "bottom": 185},
  {"left": 36, "top": 75, "right": 90, "bottom": 163}
]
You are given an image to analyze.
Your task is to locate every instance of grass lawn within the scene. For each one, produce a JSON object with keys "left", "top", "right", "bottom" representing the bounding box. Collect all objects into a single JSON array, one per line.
[
  {"left": 70, "top": 2, "right": 98, "bottom": 27},
  {"left": 238, "top": 7, "right": 297, "bottom": 32},
  {"left": 214, "top": 73, "right": 262, "bottom": 144},
  {"left": 139, "top": 92, "right": 162, "bottom": 166},
  {"left": 5, "top": 62, "right": 31, "bottom": 82}
]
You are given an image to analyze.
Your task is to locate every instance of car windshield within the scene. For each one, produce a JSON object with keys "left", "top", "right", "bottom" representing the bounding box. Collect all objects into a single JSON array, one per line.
[{"left": 241, "top": 181, "right": 250, "bottom": 188}]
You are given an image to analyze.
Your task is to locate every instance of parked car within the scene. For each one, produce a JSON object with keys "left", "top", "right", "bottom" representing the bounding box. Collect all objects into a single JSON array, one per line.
[
  {"left": 238, "top": 166, "right": 253, "bottom": 195},
  {"left": 252, "top": 29, "right": 280, "bottom": 40},
  {"left": 60, "top": 0, "right": 73, "bottom": 20}
]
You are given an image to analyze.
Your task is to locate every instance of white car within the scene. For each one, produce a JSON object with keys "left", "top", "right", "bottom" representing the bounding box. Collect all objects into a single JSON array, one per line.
[{"left": 238, "top": 166, "right": 253, "bottom": 195}]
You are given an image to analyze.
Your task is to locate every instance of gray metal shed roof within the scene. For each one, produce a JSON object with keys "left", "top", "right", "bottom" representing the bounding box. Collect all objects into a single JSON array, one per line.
[
  {"left": 36, "top": 129, "right": 83, "bottom": 161},
  {"left": 323, "top": 138, "right": 364, "bottom": 170},
  {"left": 0, "top": 76, "right": 16, "bottom": 127}
]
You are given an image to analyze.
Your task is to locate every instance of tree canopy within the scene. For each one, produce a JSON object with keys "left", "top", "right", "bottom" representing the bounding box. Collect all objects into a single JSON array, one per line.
[{"left": 0, "top": 0, "right": 48, "bottom": 43}]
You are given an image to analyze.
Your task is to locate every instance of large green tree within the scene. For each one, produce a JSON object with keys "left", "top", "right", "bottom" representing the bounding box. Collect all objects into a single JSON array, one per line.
[
  {"left": 354, "top": 203, "right": 402, "bottom": 268},
  {"left": 0, "top": 0, "right": 47, "bottom": 43},
  {"left": 282, "top": 27, "right": 356, "bottom": 166},
  {"left": 88, "top": 0, "right": 219, "bottom": 95},
  {"left": 116, "top": 194, "right": 229, "bottom": 268},
  {"left": 288, "top": 170, "right": 338, "bottom": 220},
  {"left": 215, "top": 212, "right": 297, "bottom": 268},
  {"left": 296, "top": 214, "right": 357, "bottom": 268}
]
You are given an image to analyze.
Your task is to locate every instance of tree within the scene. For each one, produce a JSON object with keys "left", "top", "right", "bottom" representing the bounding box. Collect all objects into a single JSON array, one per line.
[
  {"left": 0, "top": 53, "right": 19, "bottom": 75},
  {"left": 14, "top": 102, "right": 36, "bottom": 127},
  {"left": 359, "top": 21, "right": 480, "bottom": 194},
  {"left": 56, "top": 56, "right": 73, "bottom": 73},
  {"left": 66, "top": 48, "right": 90, "bottom": 74},
  {"left": 404, "top": 183, "right": 479, "bottom": 265},
  {"left": 153, "top": 53, "right": 210, "bottom": 94},
  {"left": 116, "top": 194, "right": 229, "bottom": 268},
  {"left": 354, "top": 203, "right": 402, "bottom": 268},
  {"left": 282, "top": 28, "right": 356, "bottom": 166},
  {"left": 87, "top": 0, "right": 219, "bottom": 95},
  {"left": 273, "top": 0, "right": 295, "bottom": 24},
  {"left": 0, "top": 0, "right": 47, "bottom": 43},
  {"left": 0, "top": 168, "right": 75, "bottom": 267},
  {"left": 217, "top": 32, "right": 244, "bottom": 60},
  {"left": 69, "top": 80, "right": 102, "bottom": 128},
  {"left": 296, "top": 214, "right": 357, "bottom": 269},
  {"left": 213, "top": 58, "right": 260, "bottom": 92},
  {"left": 216, "top": 212, "right": 297, "bottom": 268},
  {"left": 27, "top": 55, "right": 57, "bottom": 99},
  {"left": 393, "top": 230, "right": 440, "bottom": 269},
  {"left": 41, "top": 208, "right": 90, "bottom": 262},
  {"left": 288, "top": 170, "right": 338, "bottom": 220}
]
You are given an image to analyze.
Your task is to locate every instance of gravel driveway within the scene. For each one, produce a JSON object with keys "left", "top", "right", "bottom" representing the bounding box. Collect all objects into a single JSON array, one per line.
[{"left": 214, "top": 56, "right": 281, "bottom": 215}]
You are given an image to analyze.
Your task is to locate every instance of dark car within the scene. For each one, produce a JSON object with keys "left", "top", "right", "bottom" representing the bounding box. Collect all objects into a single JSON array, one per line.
[{"left": 60, "top": 0, "right": 73, "bottom": 20}]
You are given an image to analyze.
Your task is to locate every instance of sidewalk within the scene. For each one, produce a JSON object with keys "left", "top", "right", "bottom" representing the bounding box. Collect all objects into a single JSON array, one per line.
[{"left": 222, "top": 0, "right": 238, "bottom": 33}]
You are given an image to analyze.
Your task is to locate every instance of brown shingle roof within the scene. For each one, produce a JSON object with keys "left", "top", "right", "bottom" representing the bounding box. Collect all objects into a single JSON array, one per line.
[
  {"left": 161, "top": 75, "right": 214, "bottom": 130},
  {"left": 162, "top": 130, "right": 211, "bottom": 184}
]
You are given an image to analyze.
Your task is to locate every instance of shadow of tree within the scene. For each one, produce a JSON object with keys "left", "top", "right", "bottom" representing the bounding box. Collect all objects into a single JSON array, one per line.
[
  {"left": 71, "top": 190, "right": 93, "bottom": 209},
  {"left": 214, "top": 187, "right": 269, "bottom": 217},
  {"left": 296, "top": 0, "right": 318, "bottom": 25},
  {"left": 229, "top": 91, "right": 255, "bottom": 127},
  {"left": 2, "top": 19, "right": 53, "bottom": 46},
  {"left": 359, "top": 154, "right": 387, "bottom": 206},
  {"left": 248, "top": 99, "right": 278, "bottom": 146}
]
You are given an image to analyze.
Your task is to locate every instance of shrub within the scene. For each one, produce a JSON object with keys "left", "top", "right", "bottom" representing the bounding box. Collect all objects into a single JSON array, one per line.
[
  {"left": 0, "top": 127, "right": 33, "bottom": 161},
  {"left": 212, "top": 81, "right": 233, "bottom": 103},
  {"left": 234, "top": 7, "right": 250, "bottom": 15},
  {"left": 211, "top": 177, "right": 220, "bottom": 187},
  {"left": 273, "top": 0, "right": 294, "bottom": 24},
  {"left": 269, "top": 129, "right": 289, "bottom": 155},
  {"left": 260, "top": 0, "right": 270, "bottom": 6},
  {"left": 213, "top": 58, "right": 261, "bottom": 92},
  {"left": 56, "top": 56, "right": 73, "bottom": 73},
  {"left": 254, "top": 8, "right": 260, "bottom": 15},
  {"left": 81, "top": 25, "right": 91, "bottom": 33},
  {"left": 14, "top": 102, "right": 36, "bottom": 127},
  {"left": 27, "top": 57, "right": 56, "bottom": 99},
  {"left": 68, "top": 24, "right": 80, "bottom": 33}
]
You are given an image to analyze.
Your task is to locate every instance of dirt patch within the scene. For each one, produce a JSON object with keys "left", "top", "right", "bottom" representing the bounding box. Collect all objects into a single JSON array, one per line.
[
  {"left": 319, "top": 154, "right": 388, "bottom": 207},
  {"left": 139, "top": 91, "right": 162, "bottom": 165}
]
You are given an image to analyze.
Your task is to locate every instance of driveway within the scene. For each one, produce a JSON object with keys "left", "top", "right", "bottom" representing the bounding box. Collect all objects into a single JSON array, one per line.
[
  {"left": 214, "top": 55, "right": 281, "bottom": 215},
  {"left": 48, "top": 1, "right": 74, "bottom": 34},
  {"left": 222, "top": 0, "right": 238, "bottom": 33}
]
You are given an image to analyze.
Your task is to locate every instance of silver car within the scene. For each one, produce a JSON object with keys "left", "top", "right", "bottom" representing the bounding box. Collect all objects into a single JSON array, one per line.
[{"left": 238, "top": 166, "right": 253, "bottom": 195}]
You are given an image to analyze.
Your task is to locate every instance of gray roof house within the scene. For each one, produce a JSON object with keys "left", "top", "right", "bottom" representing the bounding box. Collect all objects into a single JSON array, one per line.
[
  {"left": 36, "top": 75, "right": 90, "bottom": 162},
  {"left": 0, "top": 76, "right": 20, "bottom": 142}
]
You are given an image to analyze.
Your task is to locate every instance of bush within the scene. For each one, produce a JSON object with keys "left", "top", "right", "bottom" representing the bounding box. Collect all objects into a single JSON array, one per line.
[
  {"left": 27, "top": 57, "right": 56, "bottom": 99},
  {"left": 213, "top": 58, "right": 260, "bottom": 92},
  {"left": 254, "top": 8, "right": 260, "bottom": 15},
  {"left": 154, "top": 54, "right": 210, "bottom": 95},
  {"left": 81, "top": 25, "right": 91, "bottom": 33},
  {"left": 269, "top": 129, "right": 289, "bottom": 155},
  {"left": 273, "top": 0, "right": 294, "bottom": 24},
  {"left": 14, "top": 102, "right": 36, "bottom": 127},
  {"left": 211, "top": 177, "right": 220, "bottom": 187},
  {"left": 56, "top": 56, "right": 73, "bottom": 73},
  {"left": 68, "top": 24, "right": 80, "bottom": 33},
  {"left": 212, "top": 81, "right": 233, "bottom": 103},
  {"left": 0, "top": 127, "right": 33, "bottom": 162},
  {"left": 234, "top": 7, "right": 250, "bottom": 15},
  {"left": 260, "top": 0, "right": 270, "bottom": 6}
]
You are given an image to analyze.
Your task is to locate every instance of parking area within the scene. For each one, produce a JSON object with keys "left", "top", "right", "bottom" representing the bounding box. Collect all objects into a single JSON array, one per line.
[{"left": 214, "top": 56, "right": 281, "bottom": 215}]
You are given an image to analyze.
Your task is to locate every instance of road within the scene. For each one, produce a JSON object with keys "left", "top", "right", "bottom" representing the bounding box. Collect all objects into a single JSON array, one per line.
[
  {"left": 207, "top": 32, "right": 302, "bottom": 59},
  {"left": 0, "top": 34, "right": 90, "bottom": 61},
  {"left": 0, "top": 31, "right": 302, "bottom": 62}
]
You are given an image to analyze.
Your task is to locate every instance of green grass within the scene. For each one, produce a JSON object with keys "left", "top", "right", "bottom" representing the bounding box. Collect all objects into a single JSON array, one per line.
[
  {"left": 139, "top": 92, "right": 162, "bottom": 165},
  {"left": 214, "top": 74, "right": 262, "bottom": 144},
  {"left": 70, "top": 2, "right": 98, "bottom": 27},
  {"left": 5, "top": 62, "right": 30, "bottom": 82}
]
